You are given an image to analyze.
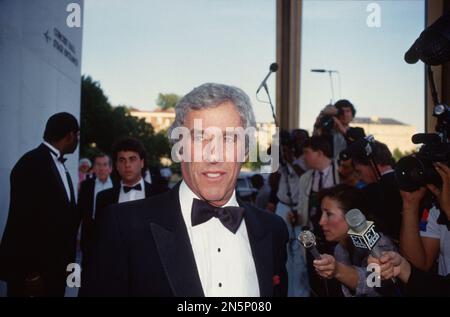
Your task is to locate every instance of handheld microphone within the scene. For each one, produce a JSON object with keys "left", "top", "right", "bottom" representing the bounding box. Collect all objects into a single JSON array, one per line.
[
  {"left": 345, "top": 208, "right": 398, "bottom": 285},
  {"left": 345, "top": 209, "right": 382, "bottom": 258},
  {"left": 298, "top": 229, "right": 322, "bottom": 260},
  {"left": 256, "top": 63, "right": 278, "bottom": 94}
]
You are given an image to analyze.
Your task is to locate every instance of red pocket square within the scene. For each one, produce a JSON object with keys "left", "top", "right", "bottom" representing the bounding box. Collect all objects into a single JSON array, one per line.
[{"left": 272, "top": 275, "right": 280, "bottom": 286}]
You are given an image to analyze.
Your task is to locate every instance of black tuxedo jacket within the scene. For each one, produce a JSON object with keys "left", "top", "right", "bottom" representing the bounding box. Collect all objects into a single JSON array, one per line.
[
  {"left": 80, "top": 180, "right": 157, "bottom": 262},
  {"left": 80, "top": 184, "right": 288, "bottom": 297},
  {"left": 0, "top": 144, "right": 80, "bottom": 281}
]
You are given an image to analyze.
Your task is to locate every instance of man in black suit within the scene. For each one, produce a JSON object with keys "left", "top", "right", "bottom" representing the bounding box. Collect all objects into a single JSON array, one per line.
[
  {"left": 78, "top": 153, "right": 113, "bottom": 270},
  {"left": 0, "top": 112, "right": 80, "bottom": 297},
  {"left": 350, "top": 140, "right": 403, "bottom": 241},
  {"left": 81, "top": 83, "right": 289, "bottom": 297},
  {"left": 94, "top": 138, "right": 160, "bottom": 219}
]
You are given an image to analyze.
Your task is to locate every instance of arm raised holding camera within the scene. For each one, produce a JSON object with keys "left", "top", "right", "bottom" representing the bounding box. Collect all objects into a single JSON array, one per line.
[
  {"left": 426, "top": 162, "right": 450, "bottom": 220},
  {"left": 399, "top": 187, "right": 440, "bottom": 271}
]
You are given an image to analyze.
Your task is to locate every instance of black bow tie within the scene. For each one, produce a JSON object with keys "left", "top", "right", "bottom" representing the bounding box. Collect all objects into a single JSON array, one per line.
[
  {"left": 123, "top": 183, "right": 142, "bottom": 193},
  {"left": 58, "top": 156, "right": 67, "bottom": 164},
  {"left": 47, "top": 146, "right": 66, "bottom": 164},
  {"left": 191, "top": 198, "right": 245, "bottom": 234}
]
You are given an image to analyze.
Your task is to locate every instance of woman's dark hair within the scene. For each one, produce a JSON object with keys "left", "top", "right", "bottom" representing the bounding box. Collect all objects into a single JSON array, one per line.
[{"left": 317, "top": 184, "right": 364, "bottom": 214}]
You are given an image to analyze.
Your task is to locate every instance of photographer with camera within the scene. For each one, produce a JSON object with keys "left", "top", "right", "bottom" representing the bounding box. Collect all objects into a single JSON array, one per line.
[
  {"left": 313, "top": 100, "right": 365, "bottom": 159},
  {"left": 366, "top": 10, "right": 450, "bottom": 296},
  {"left": 399, "top": 162, "right": 450, "bottom": 277}
]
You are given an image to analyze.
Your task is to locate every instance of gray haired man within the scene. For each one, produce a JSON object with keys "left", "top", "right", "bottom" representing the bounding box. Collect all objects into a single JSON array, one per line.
[{"left": 81, "top": 83, "right": 288, "bottom": 297}]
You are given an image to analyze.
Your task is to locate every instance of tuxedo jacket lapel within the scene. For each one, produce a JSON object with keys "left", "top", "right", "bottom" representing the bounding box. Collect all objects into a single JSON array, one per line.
[
  {"left": 144, "top": 181, "right": 155, "bottom": 198},
  {"left": 40, "top": 144, "right": 70, "bottom": 205},
  {"left": 242, "top": 204, "right": 274, "bottom": 297},
  {"left": 150, "top": 184, "right": 204, "bottom": 297},
  {"left": 112, "top": 186, "right": 121, "bottom": 204}
]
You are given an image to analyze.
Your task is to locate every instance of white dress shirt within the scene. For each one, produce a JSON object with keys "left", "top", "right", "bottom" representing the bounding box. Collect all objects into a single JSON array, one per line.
[
  {"left": 43, "top": 141, "right": 71, "bottom": 201},
  {"left": 118, "top": 178, "right": 145, "bottom": 203},
  {"left": 92, "top": 177, "right": 113, "bottom": 219},
  {"left": 178, "top": 181, "right": 260, "bottom": 297}
]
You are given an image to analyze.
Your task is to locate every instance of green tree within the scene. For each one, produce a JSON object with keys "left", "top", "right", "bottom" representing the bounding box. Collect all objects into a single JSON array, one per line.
[
  {"left": 80, "top": 76, "right": 171, "bottom": 167},
  {"left": 156, "top": 93, "right": 181, "bottom": 110}
]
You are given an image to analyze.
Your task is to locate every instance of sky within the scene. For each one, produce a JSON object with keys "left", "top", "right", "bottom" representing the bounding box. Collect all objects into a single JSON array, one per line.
[{"left": 81, "top": 0, "right": 425, "bottom": 133}]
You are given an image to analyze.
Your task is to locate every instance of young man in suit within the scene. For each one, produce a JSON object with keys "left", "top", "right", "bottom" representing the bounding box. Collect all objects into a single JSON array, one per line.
[
  {"left": 0, "top": 112, "right": 80, "bottom": 297},
  {"left": 78, "top": 153, "right": 113, "bottom": 269},
  {"left": 94, "top": 138, "right": 159, "bottom": 218},
  {"left": 81, "top": 83, "right": 289, "bottom": 297}
]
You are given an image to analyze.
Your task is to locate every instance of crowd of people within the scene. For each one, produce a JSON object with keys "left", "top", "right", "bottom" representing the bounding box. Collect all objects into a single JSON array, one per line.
[
  {"left": 0, "top": 113, "right": 170, "bottom": 296},
  {"left": 0, "top": 84, "right": 448, "bottom": 297},
  {"left": 241, "top": 99, "right": 450, "bottom": 297}
]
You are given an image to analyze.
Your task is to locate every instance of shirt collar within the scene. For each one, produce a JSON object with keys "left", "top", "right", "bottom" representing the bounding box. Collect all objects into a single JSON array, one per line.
[
  {"left": 43, "top": 141, "right": 61, "bottom": 158},
  {"left": 318, "top": 164, "right": 332, "bottom": 174},
  {"left": 96, "top": 176, "right": 112, "bottom": 186},
  {"left": 121, "top": 177, "right": 144, "bottom": 190}
]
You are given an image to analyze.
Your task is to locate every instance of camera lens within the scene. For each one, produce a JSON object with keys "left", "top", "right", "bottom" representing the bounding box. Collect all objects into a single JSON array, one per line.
[
  {"left": 395, "top": 156, "right": 442, "bottom": 192},
  {"left": 395, "top": 156, "right": 425, "bottom": 192}
]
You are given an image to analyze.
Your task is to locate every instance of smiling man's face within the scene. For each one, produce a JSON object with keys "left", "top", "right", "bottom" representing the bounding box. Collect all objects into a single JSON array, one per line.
[{"left": 181, "top": 102, "right": 244, "bottom": 207}]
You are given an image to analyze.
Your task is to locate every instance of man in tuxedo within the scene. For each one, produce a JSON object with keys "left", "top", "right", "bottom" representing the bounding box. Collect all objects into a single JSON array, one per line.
[
  {"left": 0, "top": 112, "right": 80, "bottom": 297},
  {"left": 81, "top": 83, "right": 288, "bottom": 297},
  {"left": 94, "top": 138, "right": 160, "bottom": 219},
  {"left": 78, "top": 153, "right": 113, "bottom": 269}
]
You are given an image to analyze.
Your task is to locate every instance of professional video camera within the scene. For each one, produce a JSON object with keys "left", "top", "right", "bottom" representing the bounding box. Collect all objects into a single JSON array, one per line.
[{"left": 395, "top": 12, "right": 450, "bottom": 192}]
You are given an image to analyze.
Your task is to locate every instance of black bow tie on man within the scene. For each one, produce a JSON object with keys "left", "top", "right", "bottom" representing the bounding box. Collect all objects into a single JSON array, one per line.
[
  {"left": 58, "top": 156, "right": 67, "bottom": 164},
  {"left": 123, "top": 183, "right": 142, "bottom": 193},
  {"left": 191, "top": 198, "right": 245, "bottom": 234}
]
